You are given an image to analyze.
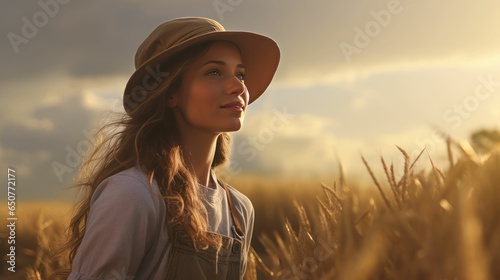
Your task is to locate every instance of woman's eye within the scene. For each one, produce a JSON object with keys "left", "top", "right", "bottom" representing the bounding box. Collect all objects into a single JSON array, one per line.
[
  {"left": 236, "top": 73, "right": 246, "bottom": 81},
  {"left": 207, "top": 70, "right": 245, "bottom": 81},
  {"left": 207, "top": 70, "right": 221, "bottom": 76}
]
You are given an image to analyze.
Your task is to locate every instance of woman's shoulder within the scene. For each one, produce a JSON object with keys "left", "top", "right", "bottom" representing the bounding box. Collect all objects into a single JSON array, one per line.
[
  {"left": 224, "top": 183, "right": 253, "bottom": 212},
  {"left": 110, "top": 166, "right": 151, "bottom": 184},
  {"left": 91, "top": 166, "right": 161, "bottom": 207},
  {"left": 217, "top": 180, "right": 254, "bottom": 228},
  {"left": 219, "top": 181, "right": 255, "bottom": 250}
]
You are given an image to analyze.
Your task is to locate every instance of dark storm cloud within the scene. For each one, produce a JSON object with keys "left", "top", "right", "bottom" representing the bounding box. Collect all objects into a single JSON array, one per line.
[
  {"left": 2, "top": 1, "right": 150, "bottom": 80},
  {"left": 2, "top": 0, "right": 500, "bottom": 200},
  {"left": 0, "top": 93, "right": 98, "bottom": 199},
  {"left": 2, "top": 1, "right": 227, "bottom": 81},
  {"left": 4, "top": 0, "right": 500, "bottom": 86},
  {"left": 0, "top": 94, "right": 94, "bottom": 152},
  {"left": 2, "top": 0, "right": 299, "bottom": 83}
]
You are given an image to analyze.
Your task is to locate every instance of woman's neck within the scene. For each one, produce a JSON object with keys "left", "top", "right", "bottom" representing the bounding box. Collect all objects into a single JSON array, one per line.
[{"left": 178, "top": 129, "right": 219, "bottom": 188}]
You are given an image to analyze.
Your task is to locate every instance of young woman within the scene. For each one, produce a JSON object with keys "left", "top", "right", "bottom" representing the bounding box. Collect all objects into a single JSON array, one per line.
[{"left": 55, "top": 17, "right": 280, "bottom": 279}]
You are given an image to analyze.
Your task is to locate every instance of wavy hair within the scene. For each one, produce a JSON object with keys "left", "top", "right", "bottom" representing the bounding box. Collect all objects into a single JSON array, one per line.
[{"left": 50, "top": 41, "right": 230, "bottom": 278}]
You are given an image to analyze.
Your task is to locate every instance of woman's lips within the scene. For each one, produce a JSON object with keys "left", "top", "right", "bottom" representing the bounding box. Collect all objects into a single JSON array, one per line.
[
  {"left": 220, "top": 100, "right": 245, "bottom": 112},
  {"left": 222, "top": 106, "right": 243, "bottom": 112}
]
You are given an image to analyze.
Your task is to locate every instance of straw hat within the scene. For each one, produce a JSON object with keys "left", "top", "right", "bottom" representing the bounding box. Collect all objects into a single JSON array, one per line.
[{"left": 123, "top": 17, "right": 280, "bottom": 113}]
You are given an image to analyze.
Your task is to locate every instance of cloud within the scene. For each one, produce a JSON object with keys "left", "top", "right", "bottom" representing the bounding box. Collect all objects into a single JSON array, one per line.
[
  {"left": 3, "top": 0, "right": 500, "bottom": 200},
  {"left": 351, "top": 97, "right": 368, "bottom": 111},
  {"left": 225, "top": 110, "right": 429, "bottom": 180},
  {"left": 0, "top": 93, "right": 101, "bottom": 199},
  {"left": 3, "top": 0, "right": 500, "bottom": 87},
  {"left": 228, "top": 112, "right": 342, "bottom": 176}
]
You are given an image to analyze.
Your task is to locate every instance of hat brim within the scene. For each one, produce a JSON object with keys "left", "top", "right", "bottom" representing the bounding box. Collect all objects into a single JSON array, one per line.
[{"left": 124, "top": 30, "right": 280, "bottom": 112}]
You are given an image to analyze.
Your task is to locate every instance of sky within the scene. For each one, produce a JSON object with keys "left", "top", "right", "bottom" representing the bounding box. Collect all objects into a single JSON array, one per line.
[{"left": 1, "top": 0, "right": 500, "bottom": 200}]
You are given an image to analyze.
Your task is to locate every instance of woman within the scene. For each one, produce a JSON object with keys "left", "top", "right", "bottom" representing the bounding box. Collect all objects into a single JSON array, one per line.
[{"left": 55, "top": 17, "right": 280, "bottom": 279}]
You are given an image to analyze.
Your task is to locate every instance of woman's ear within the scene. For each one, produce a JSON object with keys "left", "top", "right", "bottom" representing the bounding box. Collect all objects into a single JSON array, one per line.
[{"left": 166, "top": 91, "right": 179, "bottom": 107}]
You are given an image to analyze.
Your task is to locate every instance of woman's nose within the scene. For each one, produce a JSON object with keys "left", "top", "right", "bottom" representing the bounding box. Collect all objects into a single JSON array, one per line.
[{"left": 226, "top": 75, "right": 245, "bottom": 96}]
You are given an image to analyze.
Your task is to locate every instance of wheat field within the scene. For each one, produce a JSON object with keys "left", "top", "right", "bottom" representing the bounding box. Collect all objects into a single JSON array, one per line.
[{"left": 1, "top": 140, "right": 499, "bottom": 279}]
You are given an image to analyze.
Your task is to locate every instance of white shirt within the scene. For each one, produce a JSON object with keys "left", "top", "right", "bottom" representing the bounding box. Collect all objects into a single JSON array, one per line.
[{"left": 68, "top": 167, "right": 254, "bottom": 280}]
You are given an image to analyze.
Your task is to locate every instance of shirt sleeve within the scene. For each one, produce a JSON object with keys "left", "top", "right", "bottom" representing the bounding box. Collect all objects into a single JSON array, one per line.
[
  {"left": 242, "top": 204, "right": 255, "bottom": 276},
  {"left": 245, "top": 205, "right": 255, "bottom": 255},
  {"left": 68, "top": 174, "right": 158, "bottom": 280},
  {"left": 226, "top": 185, "right": 255, "bottom": 276}
]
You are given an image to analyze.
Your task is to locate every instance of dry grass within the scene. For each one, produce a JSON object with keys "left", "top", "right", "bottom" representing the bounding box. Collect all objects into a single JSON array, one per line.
[
  {"left": 2, "top": 141, "right": 500, "bottom": 279},
  {"left": 250, "top": 140, "right": 500, "bottom": 280},
  {"left": 0, "top": 202, "right": 72, "bottom": 279}
]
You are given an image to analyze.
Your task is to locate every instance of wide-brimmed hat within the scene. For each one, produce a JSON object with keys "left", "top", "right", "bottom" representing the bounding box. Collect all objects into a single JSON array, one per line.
[{"left": 123, "top": 17, "right": 280, "bottom": 113}]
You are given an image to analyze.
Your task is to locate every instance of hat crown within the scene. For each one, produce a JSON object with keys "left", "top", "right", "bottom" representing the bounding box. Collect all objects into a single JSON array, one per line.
[
  {"left": 124, "top": 16, "right": 280, "bottom": 114},
  {"left": 134, "top": 17, "right": 225, "bottom": 69}
]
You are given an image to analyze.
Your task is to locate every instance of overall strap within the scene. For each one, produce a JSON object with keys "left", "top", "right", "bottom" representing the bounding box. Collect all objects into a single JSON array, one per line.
[{"left": 218, "top": 179, "right": 245, "bottom": 240}]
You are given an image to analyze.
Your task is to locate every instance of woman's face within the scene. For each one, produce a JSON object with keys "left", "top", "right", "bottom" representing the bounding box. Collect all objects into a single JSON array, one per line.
[{"left": 170, "top": 41, "right": 249, "bottom": 134}]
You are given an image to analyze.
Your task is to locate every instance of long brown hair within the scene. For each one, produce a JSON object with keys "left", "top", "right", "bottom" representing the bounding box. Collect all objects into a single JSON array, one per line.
[{"left": 51, "top": 41, "right": 230, "bottom": 278}]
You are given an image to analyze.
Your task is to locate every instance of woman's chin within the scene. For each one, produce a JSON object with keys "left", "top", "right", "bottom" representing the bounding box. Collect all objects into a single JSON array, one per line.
[{"left": 218, "top": 121, "right": 243, "bottom": 132}]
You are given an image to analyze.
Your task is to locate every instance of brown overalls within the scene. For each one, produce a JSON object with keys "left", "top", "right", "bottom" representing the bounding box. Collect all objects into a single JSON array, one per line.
[{"left": 163, "top": 181, "right": 246, "bottom": 280}]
